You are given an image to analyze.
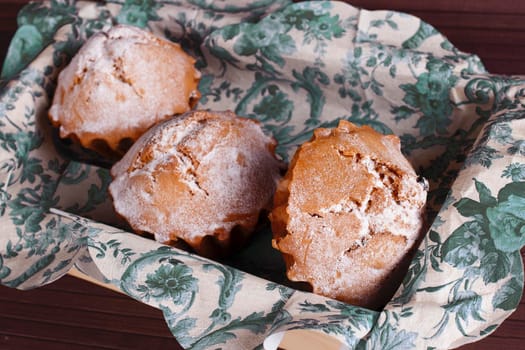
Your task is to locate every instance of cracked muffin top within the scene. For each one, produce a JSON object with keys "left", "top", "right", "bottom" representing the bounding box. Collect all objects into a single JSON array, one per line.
[
  {"left": 269, "top": 120, "right": 427, "bottom": 309},
  {"left": 109, "top": 110, "right": 283, "bottom": 258},
  {"left": 48, "top": 24, "right": 201, "bottom": 158}
]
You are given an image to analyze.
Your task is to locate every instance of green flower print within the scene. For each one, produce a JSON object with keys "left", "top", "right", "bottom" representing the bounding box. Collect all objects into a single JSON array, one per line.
[
  {"left": 282, "top": 8, "right": 344, "bottom": 40},
  {"left": 509, "top": 140, "right": 525, "bottom": 156},
  {"left": 116, "top": 0, "right": 161, "bottom": 28},
  {"left": 358, "top": 319, "right": 417, "bottom": 350},
  {"left": 281, "top": 6, "right": 346, "bottom": 66},
  {"left": 253, "top": 88, "right": 294, "bottom": 123},
  {"left": 233, "top": 17, "right": 294, "bottom": 57},
  {"left": 400, "top": 58, "right": 458, "bottom": 136},
  {"left": 432, "top": 290, "right": 485, "bottom": 338},
  {"left": 221, "top": 4, "right": 347, "bottom": 71},
  {"left": 308, "top": 13, "right": 344, "bottom": 40},
  {"left": 145, "top": 263, "right": 198, "bottom": 303},
  {"left": 282, "top": 9, "right": 312, "bottom": 30},
  {"left": 486, "top": 194, "right": 525, "bottom": 252},
  {"left": 446, "top": 181, "right": 525, "bottom": 255},
  {"left": 489, "top": 123, "right": 513, "bottom": 145},
  {"left": 502, "top": 163, "right": 525, "bottom": 181}
]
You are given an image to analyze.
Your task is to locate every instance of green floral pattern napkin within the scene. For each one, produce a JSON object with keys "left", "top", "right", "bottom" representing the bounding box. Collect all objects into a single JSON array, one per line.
[{"left": 1, "top": 1, "right": 524, "bottom": 349}]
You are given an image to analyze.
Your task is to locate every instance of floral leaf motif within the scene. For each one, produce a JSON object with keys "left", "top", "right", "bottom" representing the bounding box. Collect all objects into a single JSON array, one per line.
[
  {"left": 298, "top": 300, "right": 330, "bottom": 313},
  {"left": 220, "top": 24, "right": 241, "bottom": 41},
  {"left": 264, "top": 124, "right": 298, "bottom": 160},
  {"left": 253, "top": 86, "right": 294, "bottom": 124},
  {"left": 508, "top": 140, "right": 525, "bottom": 156},
  {"left": 19, "top": 157, "right": 43, "bottom": 184},
  {"left": 325, "top": 299, "right": 378, "bottom": 331},
  {"left": 186, "top": 327, "right": 236, "bottom": 350},
  {"left": 480, "top": 324, "right": 499, "bottom": 336},
  {"left": 475, "top": 179, "right": 497, "bottom": 206},
  {"left": 186, "top": 0, "right": 287, "bottom": 13},
  {"left": 497, "top": 181, "right": 525, "bottom": 202},
  {"left": 466, "top": 144, "right": 505, "bottom": 168},
  {"left": 399, "top": 84, "right": 419, "bottom": 108},
  {"left": 400, "top": 58, "right": 458, "bottom": 136},
  {"left": 343, "top": 100, "right": 392, "bottom": 135},
  {"left": 60, "top": 162, "right": 91, "bottom": 185},
  {"left": 9, "top": 179, "right": 59, "bottom": 234},
  {"left": 402, "top": 21, "right": 439, "bottom": 49},
  {"left": 492, "top": 277, "right": 523, "bottom": 311},
  {"left": 12, "top": 130, "right": 43, "bottom": 173},
  {"left": 480, "top": 251, "right": 510, "bottom": 284},
  {"left": 357, "top": 321, "right": 417, "bottom": 350},
  {"left": 488, "top": 123, "right": 513, "bottom": 145},
  {"left": 452, "top": 178, "right": 497, "bottom": 215},
  {"left": 278, "top": 4, "right": 350, "bottom": 66},
  {"left": 42, "top": 258, "right": 73, "bottom": 283},
  {"left": 198, "top": 75, "right": 244, "bottom": 105},
  {"left": 87, "top": 235, "right": 133, "bottom": 263},
  {"left": 116, "top": 0, "right": 162, "bottom": 28},
  {"left": 392, "top": 249, "right": 426, "bottom": 305},
  {"left": 453, "top": 197, "right": 486, "bottom": 218},
  {"left": 333, "top": 48, "right": 369, "bottom": 101},
  {"left": 486, "top": 194, "right": 525, "bottom": 252},
  {"left": 166, "top": 315, "right": 197, "bottom": 348},
  {"left": 443, "top": 290, "right": 485, "bottom": 336},
  {"left": 391, "top": 105, "right": 416, "bottom": 122},
  {"left": 2, "top": 247, "right": 58, "bottom": 288},
  {"left": 233, "top": 15, "right": 296, "bottom": 71},
  {"left": 441, "top": 221, "right": 482, "bottom": 268},
  {"left": 263, "top": 33, "right": 296, "bottom": 67},
  {"left": 188, "top": 311, "right": 270, "bottom": 350}
]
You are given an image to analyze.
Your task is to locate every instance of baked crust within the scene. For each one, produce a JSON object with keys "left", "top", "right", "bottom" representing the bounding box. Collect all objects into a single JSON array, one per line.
[
  {"left": 270, "top": 120, "right": 427, "bottom": 309},
  {"left": 109, "top": 110, "right": 283, "bottom": 258},
  {"left": 49, "top": 25, "right": 201, "bottom": 158}
]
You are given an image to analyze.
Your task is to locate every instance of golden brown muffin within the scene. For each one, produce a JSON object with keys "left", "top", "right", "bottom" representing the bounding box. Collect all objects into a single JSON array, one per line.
[
  {"left": 269, "top": 120, "right": 427, "bottom": 309},
  {"left": 49, "top": 25, "right": 201, "bottom": 158},
  {"left": 109, "top": 110, "right": 283, "bottom": 257}
]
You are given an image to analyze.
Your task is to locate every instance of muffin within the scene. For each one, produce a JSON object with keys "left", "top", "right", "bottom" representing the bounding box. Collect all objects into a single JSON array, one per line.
[
  {"left": 109, "top": 110, "right": 283, "bottom": 257},
  {"left": 269, "top": 120, "right": 427, "bottom": 309},
  {"left": 48, "top": 24, "right": 201, "bottom": 158}
]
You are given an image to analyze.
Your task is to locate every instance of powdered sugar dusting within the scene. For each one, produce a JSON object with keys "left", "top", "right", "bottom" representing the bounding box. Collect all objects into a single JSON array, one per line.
[
  {"left": 49, "top": 24, "right": 201, "bottom": 154},
  {"left": 270, "top": 120, "right": 427, "bottom": 308},
  {"left": 109, "top": 110, "right": 282, "bottom": 252}
]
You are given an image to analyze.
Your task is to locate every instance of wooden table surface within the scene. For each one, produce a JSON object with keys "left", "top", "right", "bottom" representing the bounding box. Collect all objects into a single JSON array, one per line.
[{"left": 1, "top": 1, "right": 525, "bottom": 349}]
